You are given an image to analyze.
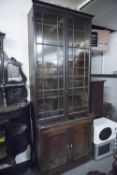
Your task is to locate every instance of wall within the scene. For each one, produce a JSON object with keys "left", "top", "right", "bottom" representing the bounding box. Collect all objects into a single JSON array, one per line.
[
  {"left": 91, "top": 31, "right": 117, "bottom": 121},
  {"left": 103, "top": 32, "right": 117, "bottom": 121},
  {"left": 0, "top": 0, "right": 32, "bottom": 99}
]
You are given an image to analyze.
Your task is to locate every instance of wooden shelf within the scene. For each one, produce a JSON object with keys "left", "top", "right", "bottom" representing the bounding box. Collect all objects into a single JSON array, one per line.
[{"left": 91, "top": 74, "right": 117, "bottom": 78}]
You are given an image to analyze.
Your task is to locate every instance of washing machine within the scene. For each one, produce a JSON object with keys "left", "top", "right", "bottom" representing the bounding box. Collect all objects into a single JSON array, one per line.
[{"left": 93, "top": 117, "right": 117, "bottom": 160}]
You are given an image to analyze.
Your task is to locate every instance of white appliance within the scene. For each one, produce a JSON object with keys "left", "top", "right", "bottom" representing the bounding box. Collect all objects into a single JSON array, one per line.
[
  {"left": 93, "top": 117, "right": 117, "bottom": 160},
  {"left": 94, "top": 139, "right": 115, "bottom": 160}
]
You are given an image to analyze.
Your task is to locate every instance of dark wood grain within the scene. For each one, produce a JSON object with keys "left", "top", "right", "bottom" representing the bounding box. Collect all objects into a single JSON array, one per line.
[
  {"left": 90, "top": 81, "right": 105, "bottom": 118},
  {"left": 36, "top": 116, "right": 93, "bottom": 175},
  {"left": 28, "top": 1, "right": 93, "bottom": 174}
]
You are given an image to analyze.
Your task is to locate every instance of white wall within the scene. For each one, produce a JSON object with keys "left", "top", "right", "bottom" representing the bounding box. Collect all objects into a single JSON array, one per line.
[
  {"left": 103, "top": 32, "right": 117, "bottom": 121},
  {"left": 103, "top": 32, "right": 117, "bottom": 74},
  {"left": 91, "top": 31, "right": 117, "bottom": 74},
  {"left": 91, "top": 31, "right": 117, "bottom": 121},
  {"left": 0, "top": 0, "right": 32, "bottom": 99}
]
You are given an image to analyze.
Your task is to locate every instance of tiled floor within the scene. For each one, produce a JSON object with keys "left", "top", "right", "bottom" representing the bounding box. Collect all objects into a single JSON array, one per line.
[
  {"left": 22, "top": 155, "right": 114, "bottom": 175},
  {"left": 62, "top": 156, "right": 113, "bottom": 175}
]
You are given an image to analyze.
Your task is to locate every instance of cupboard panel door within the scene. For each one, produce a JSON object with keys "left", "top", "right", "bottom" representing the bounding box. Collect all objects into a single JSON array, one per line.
[
  {"left": 40, "top": 126, "right": 68, "bottom": 173},
  {"left": 71, "top": 122, "right": 92, "bottom": 160}
]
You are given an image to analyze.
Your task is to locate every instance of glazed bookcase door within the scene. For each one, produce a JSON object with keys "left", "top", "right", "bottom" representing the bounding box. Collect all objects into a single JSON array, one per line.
[
  {"left": 35, "top": 11, "right": 65, "bottom": 119},
  {"left": 67, "top": 16, "right": 91, "bottom": 116}
]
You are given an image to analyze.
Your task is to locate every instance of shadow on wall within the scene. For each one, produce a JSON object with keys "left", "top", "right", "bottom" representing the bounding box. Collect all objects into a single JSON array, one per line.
[{"left": 103, "top": 102, "right": 115, "bottom": 119}]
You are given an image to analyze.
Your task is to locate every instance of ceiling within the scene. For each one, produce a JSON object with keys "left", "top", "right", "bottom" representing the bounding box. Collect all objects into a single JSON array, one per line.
[{"left": 41, "top": 0, "right": 117, "bottom": 31}]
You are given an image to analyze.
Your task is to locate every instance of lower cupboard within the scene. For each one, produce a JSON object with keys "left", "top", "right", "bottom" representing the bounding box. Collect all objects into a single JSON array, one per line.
[{"left": 36, "top": 116, "right": 93, "bottom": 175}]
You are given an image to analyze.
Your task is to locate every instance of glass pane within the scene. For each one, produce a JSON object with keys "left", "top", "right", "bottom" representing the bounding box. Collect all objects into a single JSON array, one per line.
[
  {"left": 68, "top": 48, "right": 86, "bottom": 76},
  {"left": 68, "top": 47, "right": 73, "bottom": 76},
  {"left": 85, "top": 76, "right": 88, "bottom": 86},
  {"left": 38, "top": 99, "right": 44, "bottom": 113},
  {"left": 84, "top": 68, "right": 88, "bottom": 76},
  {"left": 84, "top": 71, "right": 88, "bottom": 85},
  {"left": 44, "top": 98, "right": 58, "bottom": 111},
  {"left": 37, "top": 79, "right": 43, "bottom": 90},
  {"left": 74, "top": 17, "right": 85, "bottom": 48},
  {"left": 37, "top": 68, "right": 60, "bottom": 89},
  {"left": 38, "top": 90, "right": 58, "bottom": 98},
  {"left": 74, "top": 77, "right": 84, "bottom": 87},
  {"left": 38, "top": 91, "right": 59, "bottom": 111},
  {"left": 73, "top": 89, "right": 84, "bottom": 111},
  {"left": 83, "top": 88, "right": 89, "bottom": 110},
  {"left": 59, "top": 96, "right": 64, "bottom": 110},
  {"left": 43, "top": 68, "right": 57, "bottom": 78},
  {"left": 44, "top": 91, "right": 64, "bottom": 107},
  {"left": 0, "top": 49, "right": 2, "bottom": 84},
  {"left": 37, "top": 45, "right": 64, "bottom": 67},
  {"left": 73, "top": 68, "right": 84, "bottom": 76},
  {"left": 43, "top": 45, "right": 58, "bottom": 67},
  {"left": 68, "top": 18, "right": 73, "bottom": 46},
  {"left": 59, "top": 67, "right": 64, "bottom": 89},
  {"left": 44, "top": 78, "right": 58, "bottom": 89},
  {"left": 58, "top": 47, "right": 64, "bottom": 66},
  {"left": 44, "top": 90, "right": 58, "bottom": 97},
  {"left": 43, "top": 14, "right": 57, "bottom": 44},
  {"left": 38, "top": 89, "right": 64, "bottom": 118},
  {"left": 68, "top": 17, "right": 86, "bottom": 47},
  {"left": 74, "top": 49, "right": 85, "bottom": 68},
  {"left": 68, "top": 89, "right": 85, "bottom": 113},
  {"left": 37, "top": 44, "right": 43, "bottom": 67},
  {"left": 85, "top": 51, "right": 89, "bottom": 67},
  {"left": 68, "top": 77, "right": 72, "bottom": 88},
  {"left": 84, "top": 51, "right": 89, "bottom": 87},
  {"left": 59, "top": 67, "right": 64, "bottom": 76},
  {"left": 85, "top": 21, "right": 90, "bottom": 49},
  {"left": 39, "top": 110, "right": 63, "bottom": 118},
  {"left": 58, "top": 90, "right": 64, "bottom": 111},
  {"left": 69, "top": 77, "right": 84, "bottom": 88},
  {"left": 43, "top": 15, "right": 64, "bottom": 45},
  {"left": 68, "top": 89, "right": 73, "bottom": 113},
  {"left": 36, "top": 13, "right": 42, "bottom": 43},
  {"left": 58, "top": 17, "right": 64, "bottom": 45},
  {"left": 36, "top": 68, "right": 43, "bottom": 78},
  {"left": 0, "top": 89, "right": 3, "bottom": 106},
  {"left": 68, "top": 75, "right": 84, "bottom": 88}
]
